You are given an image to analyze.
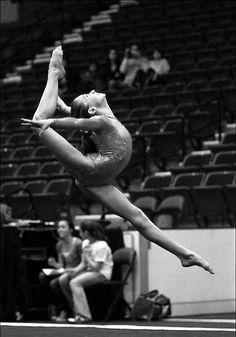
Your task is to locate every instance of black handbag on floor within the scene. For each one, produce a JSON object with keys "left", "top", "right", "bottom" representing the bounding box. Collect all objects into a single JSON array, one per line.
[{"left": 132, "top": 289, "right": 171, "bottom": 321}]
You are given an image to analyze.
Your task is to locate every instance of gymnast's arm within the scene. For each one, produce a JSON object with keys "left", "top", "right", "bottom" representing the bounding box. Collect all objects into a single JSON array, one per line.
[
  {"left": 52, "top": 116, "right": 105, "bottom": 131},
  {"left": 21, "top": 116, "right": 105, "bottom": 134},
  {"left": 57, "top": 96, "right": 71, "bottom": 115}
]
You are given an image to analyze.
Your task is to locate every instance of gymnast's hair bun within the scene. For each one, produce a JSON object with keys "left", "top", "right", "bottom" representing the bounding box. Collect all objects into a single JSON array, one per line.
[{"left": 71, "top": 96, "right": 89, "bottom": 118}]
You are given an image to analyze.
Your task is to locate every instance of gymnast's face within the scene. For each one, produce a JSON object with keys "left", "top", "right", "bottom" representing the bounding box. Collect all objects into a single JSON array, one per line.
[{"left": 80, "top": 90, "right": 106, "bottom": 107}]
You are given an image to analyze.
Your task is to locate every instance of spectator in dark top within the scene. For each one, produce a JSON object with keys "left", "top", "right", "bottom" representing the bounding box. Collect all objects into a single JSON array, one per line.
[
  {"left": 78, "top": 61, "right": 106, "bottom": 93},
  {"left": 39, "top": 217, "right": 82, "bottom": 322},
  {"left": 0, "top": 203, "right": 28, "bottom": 227},
  {"left": 144, "top": 49, "right": 170, "bottom": 86},
  {"left": 120, "top": 44, "right": 149, "bottom": 88},
  {"left": 105, "top": 49, "right": 122, "bottom": 90}
]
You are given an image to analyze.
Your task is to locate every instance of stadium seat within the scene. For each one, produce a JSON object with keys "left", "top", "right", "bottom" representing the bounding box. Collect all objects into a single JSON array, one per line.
[
  {"left": 142, "top": 171, "right": 173, "bottom": 190},
  {"left": 153, "top": 195, "right": 185, "bottom": 228},
  {"left": 173, "top": 172, "right": 205, "bottom": 187},
  {"left": 129, "top": 107, "right": 152, "bottom": 120},
  {"left": 32, "top": 145, "right": 55, "bottom": 160},
  {"left": 151, "top": 104, "right": 175, "bottom": 117},
  {"left": 152, "top": 93, "right": 175, "bottom": 107},
  {"left": 223, "top": 184, "right": 236, "bottom": 226},
  {"left": 192, "top": 171, "right": 235, "bottom": 226},
  {"left": 15, "top": 162, "right": 40, "bottom": 178},
  {"left": 162, "top": 118, "right": 183, "bottom": 133},
  {"left": 138, "top": 120, "right": 163, "bottom": 136},
  {"left": 134, "top": 196, "right": 158, "bottom": 219},
  {"left": 6, "top": 133, "right": 28, "bottom": 146},
  {"left": 117, "top": 151, "right": 144, "bottom": 190},
  {"left": 0, "top": 181, "right": 24, "bottom": 197},
  {"left": 196, "top": 57, "right": 219, "bottom": 69},
  {"left": 24, "top": 180, "right": 47, "bottom": 194},
  {"left": 142, "top": 85, "right": 163, "bottom": 96},
  {"left": 210, "top": 77, "right": 232, "bottom": 89},
  {"left": 222, "top": 87, "right": 236, "bottom": 122},
  {"left": 0, "top": 148, "right": 12, "bottom": 162},
  {"left": 186, "top": 111, "right": 217, "bottom": 150},
  {"left": 0, "top": 163, "right": 19, "bottom": 180},
  {"left": 37, "top": 161, "right": 64, "bottom": 178},
  {"left": 186, "top": 79, "right": 209, "bottom": 91},
  {"left": 26, "top": 132, "right": 41, "bottom": 145},
  {"left": 174, "top": 150, "right": 212, "bottom": 173},
  {"left": 11, "top": 146, "right": 34, "bottom": 161},
  {"left": 45, "top": 178, "right": 73, "bottom": 195},
  {"left": 163, "top": 82, "right": 186, "bottom": 93},
  {"left": 113, "top": 108, "right": 130, "bottom": 120},
  {"left": 129, "top": 95, "right": 152, "bottom": 109},
  {"left": 174, "top": 102, "right": 199, "bottom": 116},
  {"left": 148, "top": 132, "right": 181, "bottom": 170},
  {"left": 119, "top": 88, "right": 141, "bottom": 97},
  {"left": 175, "top": 91, "right": 198, "bottom": 105},
  {"left": 129, "top": 188, "right": 159, "bottom": 204},
  {"left": 123, "top": 122, "right": 139, "bottom": 136},
  {"left": 214, "top": 150, "right": 235, "bottom": 165},
  {"left": 159, "top": 185, "right": 197, "bottom": 227}
]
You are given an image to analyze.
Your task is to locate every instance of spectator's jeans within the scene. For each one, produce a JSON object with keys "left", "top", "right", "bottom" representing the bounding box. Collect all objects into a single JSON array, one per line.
[{"left": 70, "top": 271, "right": 106, "bottom": 320}]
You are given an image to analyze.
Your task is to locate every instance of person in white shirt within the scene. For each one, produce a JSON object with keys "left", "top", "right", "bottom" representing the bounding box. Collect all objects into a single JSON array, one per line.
[
  {"left": 120, "top": 44, "right": 149, "bottom": 88},
  {"left": 145, "top": 49, "right": 170, "bottom": 86},
  {"left": 64, "top": 220, "right": 113, "bottom": 323}
]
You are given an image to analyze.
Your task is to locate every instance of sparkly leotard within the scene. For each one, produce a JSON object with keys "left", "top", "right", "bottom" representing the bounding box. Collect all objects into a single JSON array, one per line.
[{"left": 76, "top": 116, "right": 132, "bottom": 187}]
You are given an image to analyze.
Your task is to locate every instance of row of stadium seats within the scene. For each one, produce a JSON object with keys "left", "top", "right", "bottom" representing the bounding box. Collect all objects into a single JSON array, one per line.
[
  {"left": 129, "top": 172, "right": 236, "bottom": 228},
  {"left": 0, "top": 171, "right": 235, "bottom": 227}
]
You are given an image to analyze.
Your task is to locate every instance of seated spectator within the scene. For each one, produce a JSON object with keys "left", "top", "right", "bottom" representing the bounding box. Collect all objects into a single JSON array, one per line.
[
  {"left": 144, "top": 49, "right": 170, "bottom": 86},
  {"left": 0, "top": 203, "right": 14, "bottom": 225},
  {"left": 78, "top": 61, "right": 106, "bottom": 93},
  {"left": 65, "top": 220, "right": 113, "bottom": 323},
  {"left": 39, "top": 216, "right": 82, "bottom": 322},
  {"left": 120, "top": 44, "right": 149, "bottom": 88},
  {"left": 0, "top": 202, "right": 29, "bottom": 321},
  {"left": 0, "top": 202, "right": 29, "bottom": 227},
  {"left": 104, "top": 49, "right": 122, "bottom": 90}
]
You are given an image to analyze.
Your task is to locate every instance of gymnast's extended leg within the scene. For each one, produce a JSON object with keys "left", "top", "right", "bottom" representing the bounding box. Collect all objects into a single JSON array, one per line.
[
  {"left": 86, "top": 185, "right": 214, "bottom": 274},
  {"left": 28, "top": 47, "right": 95, "bottom": 175}
]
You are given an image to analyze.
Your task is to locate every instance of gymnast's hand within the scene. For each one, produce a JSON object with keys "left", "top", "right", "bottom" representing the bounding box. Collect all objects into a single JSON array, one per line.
[{"left": 21, "top": 118, "right": 54, "bottom": 135}]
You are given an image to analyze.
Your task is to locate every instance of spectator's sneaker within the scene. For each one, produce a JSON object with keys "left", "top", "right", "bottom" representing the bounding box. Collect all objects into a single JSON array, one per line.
[
  {"left": 68, "top": 315, "right": 92, "bottom": 324},
  {"left": 55, "top": 310, "right": 67, "bottom": 322},
  {"left": 48, "top": 305, "right": 57, "bottom": 321}
]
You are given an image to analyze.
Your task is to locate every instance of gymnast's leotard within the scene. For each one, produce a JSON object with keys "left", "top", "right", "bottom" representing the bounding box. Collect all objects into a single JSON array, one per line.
[{"left": 76, "top": 116, "right": 132, "bottom": 187}]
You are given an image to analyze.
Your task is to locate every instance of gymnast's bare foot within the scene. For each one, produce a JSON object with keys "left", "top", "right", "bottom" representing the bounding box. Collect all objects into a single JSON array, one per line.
[
  {"left": 180, "top": 252, "right": 214, "bottom": 274},
  {"left": 49, "top": 46, "right": 65, "bottom": 79}
]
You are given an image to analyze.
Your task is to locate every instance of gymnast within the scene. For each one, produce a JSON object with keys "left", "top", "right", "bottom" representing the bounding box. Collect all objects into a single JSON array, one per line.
[{"left": 21, "top": 46, "right": 214, "bottom": 274}]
